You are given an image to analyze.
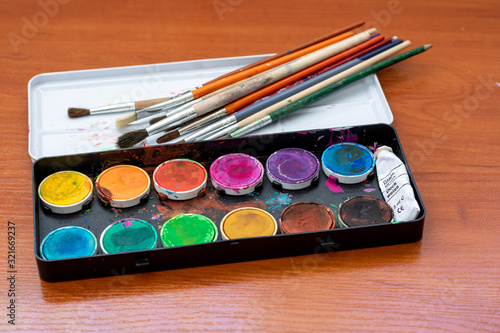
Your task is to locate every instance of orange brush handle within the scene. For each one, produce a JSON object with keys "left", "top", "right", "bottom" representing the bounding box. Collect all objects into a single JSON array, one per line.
[
  {"left": 224, "top": 35, "right": 384, "bottom": 114},
  {"left": 202, "top": 21, "right": 365, "bottom": 86},
  {"left": 192, "top": 31, "right": 355, "bottom": 99}
]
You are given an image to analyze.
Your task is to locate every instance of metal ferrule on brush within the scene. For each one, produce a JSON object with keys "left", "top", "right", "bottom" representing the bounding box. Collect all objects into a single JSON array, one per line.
[
  {"left": 139, "top": 91, "right": 194, "bottom": 113},
  {"left": 134, "top": 105, "right": 170, "bottom": 121},
  {"left": 89, "top": 102, "right": 136, "bottom": 114},
  {"left": 146, "top": 107, "right": 198, "bottom": 136},
  {"left": 164, "top": 99, "right": 200, "bottom": 118},
  {"left": 179, "top": 108, "right": 229, "bottom": 136},
  {"left": 229, "top": 116, "right": 272, "bottom": 138},
  {"left": 183, "top": 115, "right": 236, "bottom": 142},
  {"left": 201, "top": 123, "right": 239, "bottom": 141}
]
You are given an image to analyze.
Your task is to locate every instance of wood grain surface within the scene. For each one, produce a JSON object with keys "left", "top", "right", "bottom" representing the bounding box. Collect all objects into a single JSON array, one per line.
[{"left": 0, "top": 0, "right": 498, "bottom": 331}]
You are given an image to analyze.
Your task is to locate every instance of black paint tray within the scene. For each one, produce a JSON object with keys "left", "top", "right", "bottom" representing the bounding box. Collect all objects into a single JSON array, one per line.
[{"left": 32, "top": 124, "right": 426, "bottom": 282}]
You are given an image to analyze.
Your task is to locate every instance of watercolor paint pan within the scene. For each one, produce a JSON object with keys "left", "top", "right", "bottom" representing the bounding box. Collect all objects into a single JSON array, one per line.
[{"left": 32, "top": 124, "right": 425, "bottom": 282}]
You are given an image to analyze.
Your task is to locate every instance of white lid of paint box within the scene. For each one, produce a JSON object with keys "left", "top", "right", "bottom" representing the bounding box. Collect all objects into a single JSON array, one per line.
[{"left": 28, "top": 54, "right": 393, "bottom": 161}]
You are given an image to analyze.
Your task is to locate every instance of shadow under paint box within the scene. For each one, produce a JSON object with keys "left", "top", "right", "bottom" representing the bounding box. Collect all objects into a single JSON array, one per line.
[
  {"left": 279, "top": 202, "right": 336, "bottom": 234},
  {"left": 266, "top": 148, "right": 320, "bottom": 190},
  {"left": 338, "top": 195, "right": 394, "bottom": 227},
  {"left": 38, "top": 170, "right": 93, "bottom": 214},
  {"left": 220, "top": 207, "right": 278, "bottom": 240},
  {"left": 40, "top": 226, "right": 97, "bottom": 260},
  {"left": 209, "top": 153, "right": 264, "bottom": 196},
  {"left": 321, "top": 142, "right": 375, "bottom": 184},
  {"left": 100, "top": 218, "right": 157, "bottom": 254},
  {"left": 95, "top": 165, "right": 151, "bottom": 208},
  {"left": 160, "top": 214, "right": 218, "bottom": 247},
  {"left": 153, "top": 158, "right": 207, "bottom": 201}
]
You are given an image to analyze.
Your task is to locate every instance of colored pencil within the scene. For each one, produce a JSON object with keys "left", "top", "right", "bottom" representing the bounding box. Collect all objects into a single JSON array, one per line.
[
  {"left": 229, "top": 44, "right": 432, "bottom": 138},
  {"left": 117, "top": 28, "right": 377, "bottom": 148}
]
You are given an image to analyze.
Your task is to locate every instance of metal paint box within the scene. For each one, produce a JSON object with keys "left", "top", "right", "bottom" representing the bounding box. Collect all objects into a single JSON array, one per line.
[{"left": 32, "top": 124, "right": 426, "bottom": 282}]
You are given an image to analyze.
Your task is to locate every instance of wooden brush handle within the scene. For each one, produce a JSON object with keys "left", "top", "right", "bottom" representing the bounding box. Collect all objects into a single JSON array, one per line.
[
  {"left": 201, "top": 21, "right": 365, "bottom": 86},
  {"left": 193, "top": 76, "right": 274, "bottom": 116},
  {"left": 225, "top": 35, "right": 384, "bottom": 114},
  {"left": 237, "top": 40, "right": 410, "bottom": 129},
  {"left": 134, "top": 97, "right": 172, "bottom": 110},
  {"left": 192, "top": 29, "right": 376, "bottom": 118},
  {"left": 192, "top": 31, "right": 355, "bottom": 99}
]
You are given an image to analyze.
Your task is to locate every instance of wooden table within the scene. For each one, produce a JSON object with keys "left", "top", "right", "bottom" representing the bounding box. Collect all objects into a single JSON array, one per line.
[{"left": 1, "top": 0, "right": 498, "bottom": 331}]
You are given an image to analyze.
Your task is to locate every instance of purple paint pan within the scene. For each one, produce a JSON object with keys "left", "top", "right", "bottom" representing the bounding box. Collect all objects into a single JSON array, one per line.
[
  {"left": 209, "top": 153, "right": 264, "bottom": 195},
  {"left": 266, "top": 148, "right": 320, "bottom": 190}
]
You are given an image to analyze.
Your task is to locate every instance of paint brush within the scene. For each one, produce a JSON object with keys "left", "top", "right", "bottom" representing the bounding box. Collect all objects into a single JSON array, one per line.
[
  {"left": 81, "top": 22, "right": 364, "bottom": 123},
  {"left": 229, "top": 43, "right": 432, "bottom": 138},
  {"left": 201, "top": 21, "right": 365, "bottom": 86},
  {"left": 68, "top": 97, "right": 172, "bottom": 118},
  {"left": 134, "top": 30, "right": 357, "bottom": 115},
  {"left": 116, "top": 28, "right": 377, "bottom": 148},
  {"left": 126, "top": 24, "right": 366, "bottom": 128},
  {"left": 158, "top": 34, "right": 388, "bottom": 144},
  {"left": 157, "top": 109, "right": 229, "bottom": 143},
  {"left": 221, "top": 40, "right": 412, "bottom": 139},
  {"left": 116, "top": 22, "right": 364, "bottom": 128},
  {"left": 146, "top": 73, "right": 260, "bottom": 126},
  {"left": 195, "top": 38, "right": 403, "bottom": 142}
]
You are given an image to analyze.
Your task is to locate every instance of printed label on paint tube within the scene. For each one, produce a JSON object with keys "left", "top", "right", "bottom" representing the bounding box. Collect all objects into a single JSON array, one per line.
[{"left": 375, "top": 146, "right": 420, "bottom": 222}]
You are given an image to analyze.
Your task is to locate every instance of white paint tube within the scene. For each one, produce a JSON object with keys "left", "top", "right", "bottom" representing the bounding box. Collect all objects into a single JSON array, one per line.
[{"left": 374, "top": 146, "right": 420, "bottom": 222}]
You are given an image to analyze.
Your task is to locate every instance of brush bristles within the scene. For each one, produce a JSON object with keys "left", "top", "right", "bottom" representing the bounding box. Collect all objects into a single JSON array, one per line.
[
  {"left": 115, "top": 112, "right": 137, "bottom": 128},
  {"left": 156, "top": 130, "right": 180, "bottom": 144},
  {"left": 117, "top": 129, "right": 148, "bottom": 149},
  {"left": 150, "top": 115, "right": 166, "bottom": 125},
  {"left": 68, "top": 108, "right": 90, "bottom": 118}
]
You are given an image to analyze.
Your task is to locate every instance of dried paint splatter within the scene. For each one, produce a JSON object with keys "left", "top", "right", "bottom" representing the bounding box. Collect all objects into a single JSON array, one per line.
[
  {"left": 363, "top": 182, "right": 377, "bottom": 193},
  {"left": 265, "top": 192, "right": 293, "bottom": 210},
  {"left": 328, "top": 203, "right": 341, "bottom": 229},
  {"left": 326, "top": 129, "right": 359, "bottom": 148},
  {"left": 154, "top": 205, "right": 170, "bottom": 221},
  {"left": 325, "top": 176, "right": 344, "bottom": 193},
  {"left": 151, "top": 212, "right": 163, "bottom": 220}
]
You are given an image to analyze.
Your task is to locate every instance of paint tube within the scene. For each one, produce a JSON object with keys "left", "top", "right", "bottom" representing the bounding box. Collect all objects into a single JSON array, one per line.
[{"left": 374, "top": 146, "right": 420, "bottom": 222}]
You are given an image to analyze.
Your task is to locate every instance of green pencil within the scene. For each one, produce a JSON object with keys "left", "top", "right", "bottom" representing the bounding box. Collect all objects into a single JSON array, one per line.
[{"left": 228, "top": 44, "right": 432, "bottom": 138}]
